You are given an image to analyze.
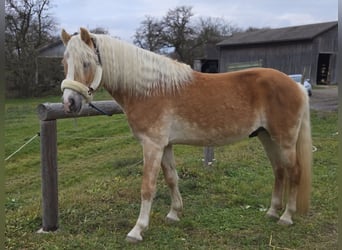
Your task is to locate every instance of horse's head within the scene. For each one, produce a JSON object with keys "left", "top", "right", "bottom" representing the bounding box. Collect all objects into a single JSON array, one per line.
[{"left": 60, "top": 28, "right": 103, "bottom": 113}]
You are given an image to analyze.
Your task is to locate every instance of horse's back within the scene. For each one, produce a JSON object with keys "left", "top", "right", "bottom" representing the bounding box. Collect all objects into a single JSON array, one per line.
[
  {"left": 176, "top": 67, "right": 306, "bottom": 121},
  {"left": 194, "top": 67, "right": 302, "bottom": 94},
  {"left": 167, "top": 68, "right": 307, "bottom": 145}
]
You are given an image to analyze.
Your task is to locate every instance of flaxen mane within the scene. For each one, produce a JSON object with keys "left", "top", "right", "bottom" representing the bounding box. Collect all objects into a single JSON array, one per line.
[{"left": 92, "top": 34, "right": 193, "bottom": 96}]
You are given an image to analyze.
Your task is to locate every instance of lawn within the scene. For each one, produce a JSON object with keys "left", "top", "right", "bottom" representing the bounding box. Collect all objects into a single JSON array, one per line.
[{"left": 5, "top": 91, "right": 338, "bottom": 249}]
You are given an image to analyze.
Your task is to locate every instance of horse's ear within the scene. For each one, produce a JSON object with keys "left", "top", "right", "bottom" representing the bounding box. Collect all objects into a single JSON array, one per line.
[
  {"left": 80, "top": 27, "right": 92, "bottom": 46},
  {"left": 61, "top": 29, "right": 71, "bottom": 45}
]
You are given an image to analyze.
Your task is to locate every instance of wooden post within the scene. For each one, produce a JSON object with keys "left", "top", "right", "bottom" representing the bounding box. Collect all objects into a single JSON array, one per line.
[
  {"left": 37, "top": 101, "right": 123, "bottom": 233},
  {"left": 203, "top": 146, "right": 215, "bottom": 166},
  {"left": 39, "top": 119, "right": 58, "bottom": 232},
  {"left": 301, "top": 67, "right": 307, "bottom": 85}
]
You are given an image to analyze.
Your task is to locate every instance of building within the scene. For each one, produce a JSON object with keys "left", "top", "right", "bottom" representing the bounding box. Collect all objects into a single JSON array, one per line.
[
  {"left": 35, "top": 40, "right": 65, "bottom": 94},
  {"left": 193, "top": 44, "right": 220, "bottom": 73},
  {"left": 216, "top": 21, "right": 338, "bottom": 85}
]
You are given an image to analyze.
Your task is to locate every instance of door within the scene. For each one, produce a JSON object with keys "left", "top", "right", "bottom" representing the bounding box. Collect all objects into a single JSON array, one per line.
[{"left": 316, "top": 53, "right": 330, "bottom": 84}]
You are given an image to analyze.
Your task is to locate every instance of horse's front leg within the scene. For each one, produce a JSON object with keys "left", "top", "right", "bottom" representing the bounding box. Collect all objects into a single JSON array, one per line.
[{"left": 126, "top": 141, "right": 164, "bottom": 243}]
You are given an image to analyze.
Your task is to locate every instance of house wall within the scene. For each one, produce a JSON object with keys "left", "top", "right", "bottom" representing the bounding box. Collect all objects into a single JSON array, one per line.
[
  {"left": 219, "top": 41, "right": 312, "bottom": 73},
  {"left": 218, "top": 26, "right": 338, "bottom": 84},
  {"left": 314, "top": 26, "right": 338, "bottom": 52},
  {"left": 312, "top": 26, "right": 338, "bottom": 83}
]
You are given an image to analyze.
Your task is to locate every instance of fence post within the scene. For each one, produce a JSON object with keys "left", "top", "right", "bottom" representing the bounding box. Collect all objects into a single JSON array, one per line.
[
  {"left": 39, "top": 119, "right": 58, "bottom": 232},
  {"left": 203, "top": 146, "right": 215, "bottom": 166},
  {"left": 36, "top": 101, "right": 123, "bottom": 233}
]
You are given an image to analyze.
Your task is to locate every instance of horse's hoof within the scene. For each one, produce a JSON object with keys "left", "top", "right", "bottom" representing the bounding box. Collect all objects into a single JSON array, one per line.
[
  {"left": 166, "top": 211, "right": 181, "bottom": 222},
  {"left": 265, "top": 211, "right": 279, "bottom": 220},
  {"left": 126, "top": 235, "right": 142, "bottom": 243},
  {"left": 166, "top": 215, "right": 180, "bottom": 223},
  {"left": 277, "top": 219, "right": 293, "bottom": 226}
]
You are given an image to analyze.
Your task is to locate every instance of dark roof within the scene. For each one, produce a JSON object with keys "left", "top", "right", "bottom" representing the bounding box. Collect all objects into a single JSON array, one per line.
[
  {"left": 198, "top": 43, "right": 220, "bottom": 60},
  {"left": 217, "top": 21, "right": 337, "bottom": 47},
  {"left": 37, "top": 40, "right": 65, "bottom": 57},
  {"left": 37, "top": 40, "right": 62, "bottom": 52}
]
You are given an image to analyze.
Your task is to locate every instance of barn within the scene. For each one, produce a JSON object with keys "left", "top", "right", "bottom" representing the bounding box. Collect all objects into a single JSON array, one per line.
[{"left": 216, "top": 21, "right": 338, "bottom": 85}]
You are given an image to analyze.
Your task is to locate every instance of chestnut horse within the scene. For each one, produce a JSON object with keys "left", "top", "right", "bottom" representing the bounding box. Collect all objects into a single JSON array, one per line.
[{"left": 60, "top": 28, "right": 312, "bottom": 243}]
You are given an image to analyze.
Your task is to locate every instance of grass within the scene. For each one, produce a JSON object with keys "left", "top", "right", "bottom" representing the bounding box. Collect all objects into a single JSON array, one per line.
[{"left": 5, "top": 91, "right": 338, "bottom": 249}]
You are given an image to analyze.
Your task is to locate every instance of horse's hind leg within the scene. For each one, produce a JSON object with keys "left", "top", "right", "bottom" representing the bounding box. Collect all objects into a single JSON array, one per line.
[
  {"left": 278, "top": 147, "right": 299, "bottom": 225},
  {"left": 161, "top": 145, "right": 183, "bottom": 222},
  {"left": 258, "top": 131, "right": 285, "bottom": 219},
  {"left": 259, "top": 130, "right": 300, "bottom": 225}
]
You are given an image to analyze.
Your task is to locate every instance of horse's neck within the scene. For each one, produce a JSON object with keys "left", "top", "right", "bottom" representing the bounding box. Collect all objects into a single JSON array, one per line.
[
  {"left": 103, "top": 85, "right": 132, "bottom": 111},
  {"left": 113, "top": 93, "right": 127, "bottom": 109}
]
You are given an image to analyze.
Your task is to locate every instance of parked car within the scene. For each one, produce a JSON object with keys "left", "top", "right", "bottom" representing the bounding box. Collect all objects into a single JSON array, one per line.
[{"left": 288, "top": 74, "right": 312, "bottom": 96}]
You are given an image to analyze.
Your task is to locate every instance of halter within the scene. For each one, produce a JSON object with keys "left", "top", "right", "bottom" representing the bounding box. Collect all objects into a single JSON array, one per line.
[{"left": 61, "top": 37, "right": 103, "bottom": 103}]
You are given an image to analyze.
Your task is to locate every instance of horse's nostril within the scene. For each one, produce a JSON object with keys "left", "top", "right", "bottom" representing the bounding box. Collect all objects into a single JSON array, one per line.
[
  {"left": 69, "top": 97, "right": 75, "bottom": 105},
  {"left": 63, "top": 98, "right": 72, "bottom": 112},
  {"left": 68, "top": 97, "right": 76, "bottom": 110}
]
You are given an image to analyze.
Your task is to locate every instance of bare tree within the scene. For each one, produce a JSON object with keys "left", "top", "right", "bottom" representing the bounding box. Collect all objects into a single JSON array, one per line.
[
  {"left": 161, "top": 6, "right": 196, "bottom": 63},
  {"left": 90, "top": 27, "right": 109, "bottom": 34},
  {"left": 133, "top": 16, "right": 165, "bottom": 52},
  {"left": 5, "top": 0, "right": 57, "bottom": 97},
  {"left": 245, "top": 26, "right": 270, "bottom": 32},
  {"left": 196, "top": 17, "right": 242, "bottom": 43},
  {"left": 133, "top": 6, "right": 241, "bottom": 65}
]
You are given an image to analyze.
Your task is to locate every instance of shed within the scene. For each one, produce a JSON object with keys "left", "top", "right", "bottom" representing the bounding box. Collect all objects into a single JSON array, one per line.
[
  {"left": 217, "top": 21, "right": 338, "bottom": 85},
  {"left": 193, "top": 44, "right": 220, "bottom": 73}
]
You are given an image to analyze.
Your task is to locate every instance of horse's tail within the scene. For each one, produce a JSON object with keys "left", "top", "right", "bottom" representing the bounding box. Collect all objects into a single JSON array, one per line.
[{"left": 295, "top": 99, "right": 312, "bottom": 214}]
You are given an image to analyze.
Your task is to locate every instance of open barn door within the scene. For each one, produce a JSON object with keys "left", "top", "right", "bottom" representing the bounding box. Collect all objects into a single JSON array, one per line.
[{"left": 317, "top": 53, "right": 331, "bottom": 84}]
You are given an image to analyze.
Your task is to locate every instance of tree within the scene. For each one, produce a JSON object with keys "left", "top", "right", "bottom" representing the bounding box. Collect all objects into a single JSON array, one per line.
[
  {"left": 192, "top": 17, "right": 242, "bottom": 59},
  {"left": 90, "top": 27, "right": 109, "bottom": 35},
  {"left": 196, "top": 17, "right": 242, "bottom": 43},
  {"left": 245, "top": 26, "right": 270, "bottom": 32},
  {"left": 133, "top": 16, "right": 165, "bottom": 52},
  {"left": 161, "top": 6, "right": 196, "bottom": 63},
  {"left": 5, "top": 0, "right": 57, "bottom": 97},
  {"left": 133, "top": 6, "right": 241, "bottom": 65}
]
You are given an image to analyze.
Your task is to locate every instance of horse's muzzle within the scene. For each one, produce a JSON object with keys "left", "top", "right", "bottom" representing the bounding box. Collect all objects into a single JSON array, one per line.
[{"left": 62, "top": 89, "right": 83, "bottom": 113}]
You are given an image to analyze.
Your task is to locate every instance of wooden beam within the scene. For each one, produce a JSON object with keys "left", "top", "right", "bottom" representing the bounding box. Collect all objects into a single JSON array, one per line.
[{"left": 37, "top": 101, "right": 123, "bottom": 121}]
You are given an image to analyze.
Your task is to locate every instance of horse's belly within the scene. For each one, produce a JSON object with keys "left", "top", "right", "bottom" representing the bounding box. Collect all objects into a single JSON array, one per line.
[
  {"left": 168, "top": 119, "right": 251, "bottom": 146},
  {"left": 169, "top": 134, "right": 246, "bottom": 146}
]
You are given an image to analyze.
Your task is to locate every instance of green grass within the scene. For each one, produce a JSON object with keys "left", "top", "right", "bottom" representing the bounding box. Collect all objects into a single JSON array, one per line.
[{"left": 5, "top": 92, "right": 337, "bottom": 249}]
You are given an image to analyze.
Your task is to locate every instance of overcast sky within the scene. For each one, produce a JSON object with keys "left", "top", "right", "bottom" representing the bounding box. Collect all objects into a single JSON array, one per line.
[{"left": 52, "top": 0, "right": 338, "bottom": 42}]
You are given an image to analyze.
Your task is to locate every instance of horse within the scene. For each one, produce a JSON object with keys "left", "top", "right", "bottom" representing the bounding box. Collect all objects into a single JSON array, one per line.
[{"left": 60, "top": 28, "right": 312, "bottom": 243}]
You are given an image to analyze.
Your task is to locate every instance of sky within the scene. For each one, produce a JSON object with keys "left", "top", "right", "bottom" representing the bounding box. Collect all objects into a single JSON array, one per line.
[{"left": 52, "top": 0, "right": 338, "bottom": 43}]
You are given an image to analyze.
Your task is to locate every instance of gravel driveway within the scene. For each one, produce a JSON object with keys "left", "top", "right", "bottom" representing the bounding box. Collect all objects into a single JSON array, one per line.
[{"left": 309, "top": 86, "right": 338, "bottom": 112}]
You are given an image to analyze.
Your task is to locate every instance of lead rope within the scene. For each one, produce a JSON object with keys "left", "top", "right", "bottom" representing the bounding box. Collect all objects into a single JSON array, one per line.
[{"left": 88, "top": 102, "right": 112, "bottom": 116}]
